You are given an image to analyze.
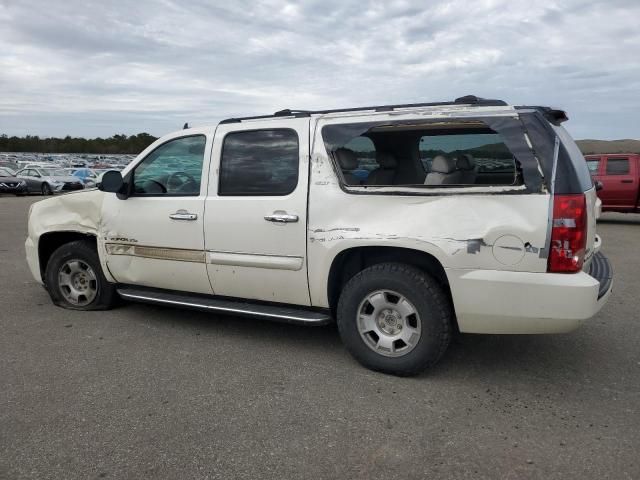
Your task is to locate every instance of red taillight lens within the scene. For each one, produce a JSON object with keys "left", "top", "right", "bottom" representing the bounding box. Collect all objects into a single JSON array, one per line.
[{"left": 548, "top": 194, "right": 587, "bottom": 273}]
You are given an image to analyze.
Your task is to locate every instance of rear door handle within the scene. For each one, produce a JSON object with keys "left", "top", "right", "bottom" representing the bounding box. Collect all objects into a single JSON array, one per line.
[
  {"left": 264, "top": 211, "right": 299, "bottom": 223},
  {"left": 621, "top": 179, "right": 633, "bottom": 184},
  {"left": 169, "top": 209, "right": 198, "bottom": 221}
]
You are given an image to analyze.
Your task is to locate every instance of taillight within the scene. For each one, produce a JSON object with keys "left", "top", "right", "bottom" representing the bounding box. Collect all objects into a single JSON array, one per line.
[{"left": 548, "top": 194, "right": 587, "bottom": 273}]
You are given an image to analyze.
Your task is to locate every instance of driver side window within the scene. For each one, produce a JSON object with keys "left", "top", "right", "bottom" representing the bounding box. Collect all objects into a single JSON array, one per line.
[{"left": 132, "top": 135, "right": 206, "bottom": 196}]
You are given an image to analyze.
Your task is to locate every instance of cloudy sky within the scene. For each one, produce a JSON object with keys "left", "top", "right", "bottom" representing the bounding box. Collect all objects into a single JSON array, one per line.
[{"left": 1, "top": 0, "right": 638, "bottom": 140}]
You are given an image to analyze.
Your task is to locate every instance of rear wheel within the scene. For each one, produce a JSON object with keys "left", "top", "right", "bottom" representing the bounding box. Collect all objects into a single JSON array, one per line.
[
  {"left": 41, "top": 183, "right": 52, "bottom": 195},
  {"left": 44, "top": 240, "right": 117, "bottom": 310},
  {"left": 337, "top": 263, "right": 452, "bottom": 376}
]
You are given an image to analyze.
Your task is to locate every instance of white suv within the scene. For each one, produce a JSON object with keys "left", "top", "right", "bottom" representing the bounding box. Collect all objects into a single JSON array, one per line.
[{"left": 25, "top": 95, "right": 613, "bottom": 375}]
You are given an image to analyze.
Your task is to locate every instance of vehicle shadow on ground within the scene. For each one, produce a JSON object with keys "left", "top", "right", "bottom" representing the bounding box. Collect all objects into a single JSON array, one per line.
[
  {"left": 121, "top": 302, "right": 344, "bottom": 351},
  {"left": 118, "top": 301, "right": 592, "bottom": 380}
]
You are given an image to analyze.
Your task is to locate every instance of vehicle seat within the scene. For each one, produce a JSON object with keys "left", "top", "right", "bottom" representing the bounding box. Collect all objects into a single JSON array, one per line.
[
  {"left": 456, "top": 154, "right": 477, "bottom": 184},
  {"left": 424, "top": 155, "right": 462, "bottom": 185},
  {"left": 334, "top": 148, "right": 360, "bottom": 185},
  {"left": 366, "top": 152, "right": 397, "bottom": 185}
]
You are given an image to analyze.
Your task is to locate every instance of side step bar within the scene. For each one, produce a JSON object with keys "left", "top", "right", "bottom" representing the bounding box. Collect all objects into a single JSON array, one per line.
[{"left": 117, "top": 286, "right": 332, "bottom": 326}]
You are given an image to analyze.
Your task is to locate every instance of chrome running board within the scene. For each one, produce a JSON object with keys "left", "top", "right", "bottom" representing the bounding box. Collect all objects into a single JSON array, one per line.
[{"left": 117, "top": 286, "right": 332, "bottom": 326}]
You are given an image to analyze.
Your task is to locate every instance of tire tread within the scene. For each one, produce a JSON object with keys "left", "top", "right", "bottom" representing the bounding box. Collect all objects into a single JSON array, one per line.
[
  {"left": 44, "top": 239, "right": 117, "bottom": 311},
  {"left": 337, "top": 262, "right": 452, "bottom": 376}
]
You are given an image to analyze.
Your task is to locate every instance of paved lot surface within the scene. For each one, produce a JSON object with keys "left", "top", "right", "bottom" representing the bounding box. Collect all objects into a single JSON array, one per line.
[{"left": 0, "top": 195, "right": 639, "bottom": 480}]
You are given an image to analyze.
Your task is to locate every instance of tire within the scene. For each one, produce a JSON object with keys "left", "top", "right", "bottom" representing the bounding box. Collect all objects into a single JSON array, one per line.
[
  {"left": 41, "top": 183, "right": 52, "bottom": 195},
  {"left": 337, "top": 263, "right": 452, "bottom": 376},
  {"left": 44, "top": 240, "right": 118, "bottom": 311}
]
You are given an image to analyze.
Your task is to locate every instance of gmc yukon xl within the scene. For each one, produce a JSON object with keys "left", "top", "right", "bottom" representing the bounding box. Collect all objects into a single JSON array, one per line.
[{"left": 25, "top": 96, "right": 613, "bottom": 376}]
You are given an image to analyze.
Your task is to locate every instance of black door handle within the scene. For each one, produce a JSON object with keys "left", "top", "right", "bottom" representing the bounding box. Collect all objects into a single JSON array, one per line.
[{"left": 621, "top": 179, "right": 633, "bottom": 184}]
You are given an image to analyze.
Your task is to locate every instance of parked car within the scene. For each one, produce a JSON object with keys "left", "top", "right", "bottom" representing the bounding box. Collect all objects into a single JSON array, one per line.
[
  {"left": 25, "top": 95, "right": 613, "bottom": 376},
  {"left": 0, "top": 165, "right": 18, "bottom": 176},
  {"left": 0, "top": 166, "right": 17, "bottom": 177},
  {"left": 0, "top": 161, "right": 19, "bottom": 172},
  {"left": 585, "top": 154, "right": 640, "bottom": 213},
  {"left": 19, "top": 162, "right": 56, "bottom": 169},
  {"left": 66, "top": 168, "right": 98, "bottom": 188},
  {"left": 0, "top": 168, "right": 28, "bottom": 195},
  {"left": 15, "top": 167, "right": 84, "bottom": 195}
]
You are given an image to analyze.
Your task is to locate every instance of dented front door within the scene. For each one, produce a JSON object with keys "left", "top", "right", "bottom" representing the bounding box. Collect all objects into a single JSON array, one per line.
[{"left": 100, "top": 132, "right": 214, "bottom": 294}]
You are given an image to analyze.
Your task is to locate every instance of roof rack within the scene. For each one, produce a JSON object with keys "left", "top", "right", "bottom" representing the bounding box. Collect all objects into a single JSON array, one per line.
[{"left": 219, "top": 95, "right": 508, "bottom": 124}]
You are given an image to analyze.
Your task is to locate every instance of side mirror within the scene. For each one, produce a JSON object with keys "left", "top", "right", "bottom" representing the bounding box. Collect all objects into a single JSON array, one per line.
[
  {"left": 99, "top": 170, "right": 124, "bottom": 194},
  {"left": 594, "top": 180, "right": 603, "bottom": 192}
]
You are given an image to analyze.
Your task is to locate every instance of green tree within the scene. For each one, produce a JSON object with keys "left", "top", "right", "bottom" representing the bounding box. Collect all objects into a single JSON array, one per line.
[{"left": 0, "top": 133, "right": 158, "bottom": 154}]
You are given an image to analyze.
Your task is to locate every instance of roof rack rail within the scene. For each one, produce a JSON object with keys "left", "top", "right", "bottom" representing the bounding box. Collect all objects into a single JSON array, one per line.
[
  {"left": 219, "top": 95, "right": 508, "bottom": 124},
  {"left": 273, "top": 109, "right": 312, "bottom": 116}
]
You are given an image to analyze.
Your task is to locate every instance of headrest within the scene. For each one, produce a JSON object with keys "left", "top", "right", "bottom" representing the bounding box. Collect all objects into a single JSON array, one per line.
[
  {"left": 376, "top": 152, "right": 397, "bottom": 169},
  {"left": 456, "top": 154, "right": 475, "bottom": 171},
  {"left": 334, "top": 148, "right": 358, "bottom": 170},
  {"left": 431, "top": 155, "right": 457, "bottom": 174}
]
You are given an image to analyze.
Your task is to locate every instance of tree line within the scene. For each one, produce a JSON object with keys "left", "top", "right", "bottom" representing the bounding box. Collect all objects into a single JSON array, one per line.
[{"left": 0, "top": 133, "right": 158, "bottom": 154}]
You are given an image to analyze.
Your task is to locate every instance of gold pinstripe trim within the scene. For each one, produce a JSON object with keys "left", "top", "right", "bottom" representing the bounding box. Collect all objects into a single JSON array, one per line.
[
  {"left": 105, "top": 244, "right": 302, "bottom": 270},
  {"left": 105, "top": 243, "right": 205, "bottom": 263}
]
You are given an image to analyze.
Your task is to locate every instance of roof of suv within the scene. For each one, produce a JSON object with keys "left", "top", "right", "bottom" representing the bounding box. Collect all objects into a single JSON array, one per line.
[
  {"left": 217, "top": 95, "right": 567, "bottom": 126},
  {"left": 219, "top": 95, "right": 508, "bottom": 124}
]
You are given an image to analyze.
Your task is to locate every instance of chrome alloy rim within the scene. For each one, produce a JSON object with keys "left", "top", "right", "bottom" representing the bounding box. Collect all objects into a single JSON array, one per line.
[
  {"left": 57, "top": 259, "right": 98, "bottom": 306},
  {"left": 357, "top": 290, "right": 422, "bottom": 357}
]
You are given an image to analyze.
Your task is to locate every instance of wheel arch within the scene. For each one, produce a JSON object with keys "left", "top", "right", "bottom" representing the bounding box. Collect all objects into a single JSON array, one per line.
[
  {"left": 326, "top": 245, "right": 453, "bottom": 317},
  {"left": 38, "top": 231, "right": 97, "bottom": 280}
]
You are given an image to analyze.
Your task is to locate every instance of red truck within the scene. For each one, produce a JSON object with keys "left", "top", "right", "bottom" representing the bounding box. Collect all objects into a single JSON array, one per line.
[{"left": 585, "top": 154, "right": 640, "bottom": 213}]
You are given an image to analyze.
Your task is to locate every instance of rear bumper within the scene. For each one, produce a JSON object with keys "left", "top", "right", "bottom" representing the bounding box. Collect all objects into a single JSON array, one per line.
[
  {"left": 446, "top": 254, "right": 613, "bottom": 334},
  {"left": 589, "top": 251, "right": 613, "bottom": 300}
]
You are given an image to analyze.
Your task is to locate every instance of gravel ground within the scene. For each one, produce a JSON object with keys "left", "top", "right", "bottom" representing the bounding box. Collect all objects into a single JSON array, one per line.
[{"left": 0, "top": 195, "right": 639, "bottom": 480}]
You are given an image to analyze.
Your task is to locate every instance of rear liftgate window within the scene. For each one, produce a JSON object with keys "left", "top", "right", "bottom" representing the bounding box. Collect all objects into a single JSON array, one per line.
[{"left": 322, "top": 117, "right": 543, "bottom": 192}]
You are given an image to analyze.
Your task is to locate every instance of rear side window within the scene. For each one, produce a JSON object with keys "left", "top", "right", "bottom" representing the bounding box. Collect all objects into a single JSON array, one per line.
[
  {"left": 606, "top": 158, "right": 629, "bottom": 175},
  {"left": 341, "top": 136, "right": 376, "bottom": 182},
  {"left": 323, "top": 122, "right": 521, "bottom": 187},
  {"left": 420, "top": 133, "right": 517, "bottom": 185},
  {"left": 219, "top": 129, "right": 299, "bottom": 196}
]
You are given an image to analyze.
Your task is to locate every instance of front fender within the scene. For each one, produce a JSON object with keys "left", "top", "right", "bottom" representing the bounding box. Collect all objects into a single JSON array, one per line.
[
  {"left": 26, "top": 190, "right": 111, "bottom": 283},
  {"left": 28, "top": 190, "right": 104, "bottom": 239}
]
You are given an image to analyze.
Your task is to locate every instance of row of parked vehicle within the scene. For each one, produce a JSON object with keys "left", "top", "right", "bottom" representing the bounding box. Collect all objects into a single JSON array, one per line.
[{"left": 0, "top": 165, "right": 116, "bottom": 195}]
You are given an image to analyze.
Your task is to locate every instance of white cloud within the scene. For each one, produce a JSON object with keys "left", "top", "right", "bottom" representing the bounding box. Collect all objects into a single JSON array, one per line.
[{"left": 0, "top": 0, "right": 638, "bottom": 139}]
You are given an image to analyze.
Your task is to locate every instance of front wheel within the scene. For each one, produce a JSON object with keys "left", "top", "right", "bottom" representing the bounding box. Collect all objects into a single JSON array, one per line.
[
  {"left": 41, "top": 183, "right": 52, "bottom": 195},
  {"left": 44, "top": 240, "right": 117, "bottom": 310},
  {"left": 337, "top": 263, "right": 452, "bottom": 376}
]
